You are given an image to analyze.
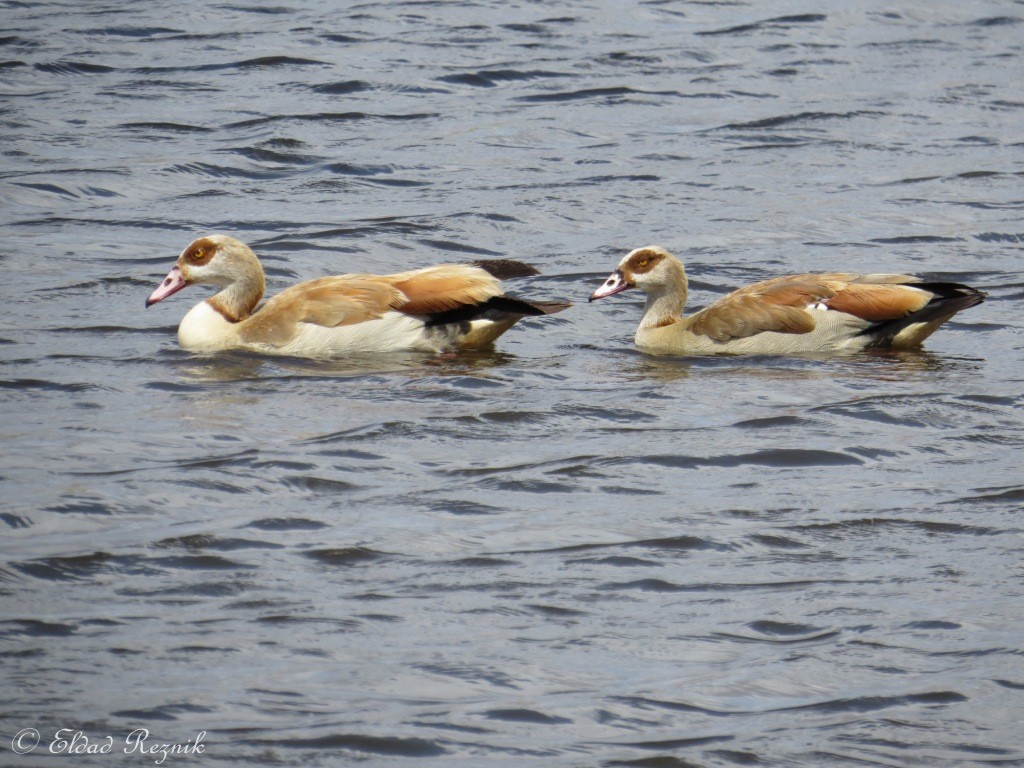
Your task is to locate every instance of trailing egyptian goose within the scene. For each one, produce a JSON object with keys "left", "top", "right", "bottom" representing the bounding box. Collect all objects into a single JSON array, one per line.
[
  {"left": 589, "top": 246, "right": 985, "bottom": 355},
  {"left": 146, "top": 235, "right": 570, "bottom": 357}
]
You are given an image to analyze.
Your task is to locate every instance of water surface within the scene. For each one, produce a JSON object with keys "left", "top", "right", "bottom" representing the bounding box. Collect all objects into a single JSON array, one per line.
[{"left": 1, "top": 1, "right": 1022, "bottom": 765}]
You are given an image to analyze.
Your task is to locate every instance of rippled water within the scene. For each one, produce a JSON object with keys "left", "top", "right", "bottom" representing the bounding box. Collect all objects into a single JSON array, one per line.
[{"left": 2, "top": 1, "right": 1023, "bottom": 765}]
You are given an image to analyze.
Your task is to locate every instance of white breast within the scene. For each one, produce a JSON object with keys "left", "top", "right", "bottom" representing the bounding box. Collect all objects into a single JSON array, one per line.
[{"left": 177, "top": 301, "right": 236, "bottom": 352}]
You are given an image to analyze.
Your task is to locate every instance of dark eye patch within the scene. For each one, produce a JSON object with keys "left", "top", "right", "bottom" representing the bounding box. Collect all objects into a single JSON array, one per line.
[
  {"left": 185, "top": 237, "right": 217, "bottom": 266},
  {"left": 630, "top": 249, "right": 664, "bottom": 273}
]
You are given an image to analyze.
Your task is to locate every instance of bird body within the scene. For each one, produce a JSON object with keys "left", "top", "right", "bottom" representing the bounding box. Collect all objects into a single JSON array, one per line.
[
  {"left": 147, "top": 235, "right": 569, "bottom": 357},
  {"left": 590, "top": 246, "right": 984, "bottom": 355}
]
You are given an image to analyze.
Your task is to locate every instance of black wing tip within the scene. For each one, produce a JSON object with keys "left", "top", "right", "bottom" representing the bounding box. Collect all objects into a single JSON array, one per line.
[
  {"left": 522, "top": 299, "right": 573, "bottom": 316},
  {"left": 915, "top": 281, "right": 987, "bottom": 304},
  {"left": 471, "top": 259, "right": 541, "bottom": 280},
  {"left": 961, "top": 288, "right": 987, "bottom": 309},
  {"left": 925, "top": 283, "right": 988, "bottom": 315},
  {"left": 423, "top": 296, "right": 571, "bottom": 326},
  {"left": 481, "top": 296, "right": 572, "bottom": 317}
]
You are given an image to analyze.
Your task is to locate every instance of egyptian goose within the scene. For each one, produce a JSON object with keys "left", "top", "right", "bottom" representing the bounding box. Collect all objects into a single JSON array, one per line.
[
  {"left": 146, "top": 235, "right": 570, "bottom": 356},
  {"left": 589, "top": 246, "right": 985, "bottom": 355}
]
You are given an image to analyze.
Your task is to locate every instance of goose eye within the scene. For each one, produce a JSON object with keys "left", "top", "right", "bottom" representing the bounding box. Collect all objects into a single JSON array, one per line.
[{"left": 637, "top": 258, "right": 649, "bottom": 268}]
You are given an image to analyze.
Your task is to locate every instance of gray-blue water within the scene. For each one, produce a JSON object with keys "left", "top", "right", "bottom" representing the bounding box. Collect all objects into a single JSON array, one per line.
[{"left": 2, "top": 1, "right": 1022, "bottom": 765}]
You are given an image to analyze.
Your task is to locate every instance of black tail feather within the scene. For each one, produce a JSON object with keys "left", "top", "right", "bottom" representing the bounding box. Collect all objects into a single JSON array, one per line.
[
  {"left": 424, "top": 296, "right": 571, "bottom": 327},
  {"left": 495, "top": 297, "right": 572, "bottom": 316},
  {"left": 471, "top": 259, "right": 540, "bottom": 280},
  {"left": 912, "top": 281, "right": 987, "bottom": 302}
]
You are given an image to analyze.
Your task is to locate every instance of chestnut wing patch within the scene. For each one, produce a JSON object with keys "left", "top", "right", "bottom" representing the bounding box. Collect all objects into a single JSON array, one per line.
[
  {"left": 387, "top": 265, "right": 502, "bottom": 315},
  {"left": 824, "top": 283, "right": 931, "bottom": 322}
]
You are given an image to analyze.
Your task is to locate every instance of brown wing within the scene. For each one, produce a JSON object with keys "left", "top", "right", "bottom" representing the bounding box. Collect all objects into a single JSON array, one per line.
[
  {"left": 686, "top": 278, "right": 830, "bottom": 342},
  {"left": 686, "top": 272, "right": 935, "bottom": 343},
  {"left": 235, "top": 265, "right": 508, "bottom": 346},
  {"left": 383, "top": 264, "right": 503, "bottom": 315},
  {"left": 238, "top": 276, "right": 406, "bottom": 346}
]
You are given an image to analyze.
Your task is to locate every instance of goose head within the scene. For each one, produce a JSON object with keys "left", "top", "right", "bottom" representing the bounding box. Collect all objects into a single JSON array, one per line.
[
  {"left": 589, "top": 245, "right": 686, "bottom": 302},
  {"left": 146, "top": 235, "right": 265, "bottom": 311}
]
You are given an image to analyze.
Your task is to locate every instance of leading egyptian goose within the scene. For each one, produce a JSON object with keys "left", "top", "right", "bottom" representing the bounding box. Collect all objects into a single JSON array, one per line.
[
  {"left": 590, "top": 246, "right": 985, "bottom": 355},
  {"left": 146, "top": 235, "right": 570, "bottom": 357}
]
